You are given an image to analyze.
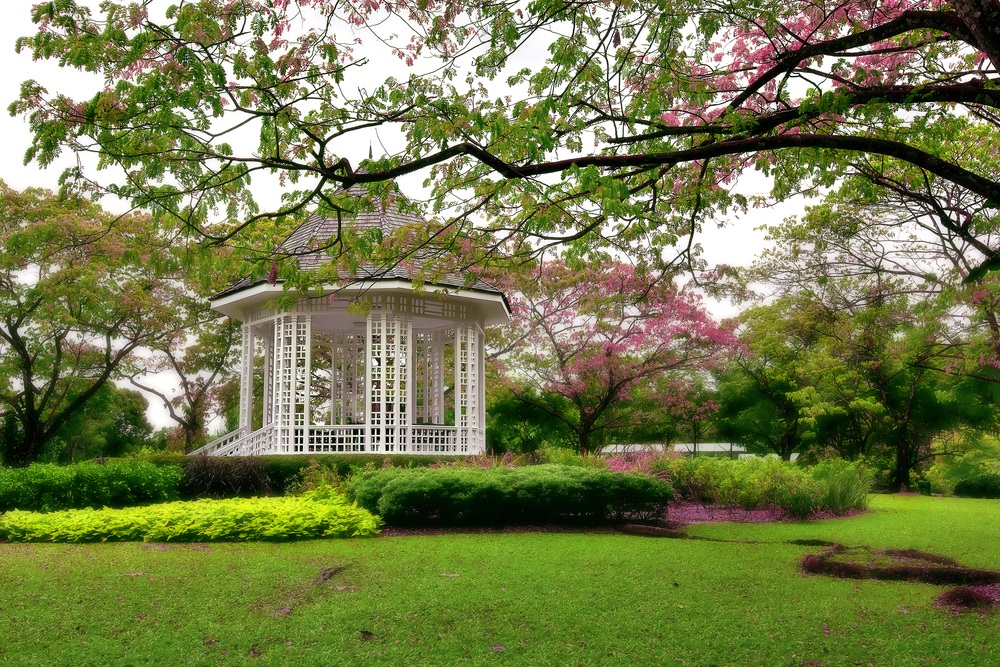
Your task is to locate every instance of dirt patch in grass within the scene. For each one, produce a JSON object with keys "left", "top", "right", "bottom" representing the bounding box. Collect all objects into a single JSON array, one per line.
[{"left": 801, "top": 544, "right": 1000, "bottom": 614}]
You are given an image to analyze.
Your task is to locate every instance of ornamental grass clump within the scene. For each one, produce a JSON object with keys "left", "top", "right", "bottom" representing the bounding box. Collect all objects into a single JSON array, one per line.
[
  {"left": 0, "top": 490, "right": 380, "bottom": 543},
  {"left": 809, "top": 459, "right": 873, "bottom": 514}
]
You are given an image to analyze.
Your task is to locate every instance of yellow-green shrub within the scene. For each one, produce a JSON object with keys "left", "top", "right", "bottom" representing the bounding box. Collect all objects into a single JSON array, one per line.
[{"left": 0, "top": 490, "right": 380, "bottom": 542}]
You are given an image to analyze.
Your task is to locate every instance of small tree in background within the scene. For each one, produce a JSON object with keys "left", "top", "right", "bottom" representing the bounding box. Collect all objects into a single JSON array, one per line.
[
  {"left": 0, "top": 183, "right": 180, "bottom": 466},
  {"left": 128, "top": 305, "right": 240, "bottom": 454},
  {"left": 52, "top": 384, "right": 153, "bottom": 462}
]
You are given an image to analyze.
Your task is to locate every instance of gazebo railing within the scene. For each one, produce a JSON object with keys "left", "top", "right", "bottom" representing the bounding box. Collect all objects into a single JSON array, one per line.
[
  {"left": 300, "top": 425, "right": 368, "bottom": 453},
  {"left": 409, "top": 425, "right": 460, "bottom": 453},
  {"left": 191, "top": 424, "right": 275, "bottom": 457},
  {"left": 193, "top": 424, "right": 485, "bottom": 456},
  {"left": 190, "top": 426, "right": 248, "bottom": 456}
]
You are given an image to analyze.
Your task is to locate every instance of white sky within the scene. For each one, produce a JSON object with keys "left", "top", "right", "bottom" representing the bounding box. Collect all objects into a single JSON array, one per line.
[{"left": 0, "top": 2, "right": 796, "bottom": 430}]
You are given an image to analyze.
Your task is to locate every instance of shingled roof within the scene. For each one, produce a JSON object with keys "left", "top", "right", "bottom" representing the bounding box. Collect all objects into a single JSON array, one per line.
[{"left": 213, "top": 179, "right": 503, "bottom": 300}]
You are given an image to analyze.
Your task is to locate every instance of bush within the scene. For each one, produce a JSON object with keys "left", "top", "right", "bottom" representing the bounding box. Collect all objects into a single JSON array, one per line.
[
  {"left": 119, "top": 452, "right": 459, "bottom": 497},
  {"left": 771, "top": 473, "right": 823, "bottom": 520},
  {"left": 535, "top": 447, "right": 608, "bottom": 468},
  {"left": 609, "top": 455, "right": 871, "bottom": 518},
  {"left": 0, "top": 461, "right": 182, "bottom": 512},
  {"left": 284, "top": 459, "right": 345, "bottom": 496},
  {"left": 347, "top": 464, "right": 672, "bottom": 526},
  {"left": 954, "top": 474, "right": 1000, "bottom": 499},
  {"left": 179, "top": 455, "right": 272, "bottom": 499},
  {"left": 810, "top": 460, "right": 873, "bottom": 514},
  {"left": 0, "top": 490, "right": 380, "bottom": 542}
]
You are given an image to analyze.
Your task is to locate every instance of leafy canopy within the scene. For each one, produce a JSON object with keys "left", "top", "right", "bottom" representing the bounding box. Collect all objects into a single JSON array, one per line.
[{"left": 11, "top": 0, "right": 1000, "bottom": 274}]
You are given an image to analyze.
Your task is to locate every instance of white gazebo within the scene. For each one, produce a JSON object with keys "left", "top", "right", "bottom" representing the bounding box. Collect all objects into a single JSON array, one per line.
[{"left": 192, "top": 184, "right": 510, "bottom": 457}]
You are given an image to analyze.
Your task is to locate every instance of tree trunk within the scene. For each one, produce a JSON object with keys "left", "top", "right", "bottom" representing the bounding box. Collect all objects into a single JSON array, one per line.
[{"left": 892, "top": 435, "right": 913, "bottom": 492}]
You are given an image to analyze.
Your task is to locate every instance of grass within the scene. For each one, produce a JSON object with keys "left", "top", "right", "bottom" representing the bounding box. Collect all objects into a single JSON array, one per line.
[{"left": 1, "top": 495, "right": 997, "bottom": 666}]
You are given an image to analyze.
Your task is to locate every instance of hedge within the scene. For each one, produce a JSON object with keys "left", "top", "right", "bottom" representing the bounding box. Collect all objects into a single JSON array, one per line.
[
  {"left": 954, "top": 474, "right": 1000, "bottom": 499},
  {"left": 135, "top": 453, "right": 463, "bottom": 495},
  {"left": 0, "top": 490, "right": 380, "bottom": 543},
  {"left": 346, "top": 464, "right": 674, "bottom": 526},
  {"left": 0, "top": 461, "right": 182, "bottom": 512},
  {"left": 0, "top": 455, "right": 466, "bottom": 511}
]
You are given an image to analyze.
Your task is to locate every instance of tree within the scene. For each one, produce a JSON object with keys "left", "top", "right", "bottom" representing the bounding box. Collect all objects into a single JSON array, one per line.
[
  {"left": 0, "top": 182, "right": 179, "bottom": 466},
  {"left": 714, "top": 299, "right": 818, "bottom": 460},
  {"left": 485, "top": 386, "right": 576, "bottom": 454},
  {"left": 727, "top": 281, "right": 995, "bottom": 489},
  {"left": 12, "top": 0, "right": 1000, "bottom": 277},
  {"left": 52, "top": 384, "right": 153, "bottom": 462},
  {"left": 128, "top": 298, "right": 240, "bottom": 454},
  {"left": 499, "top": 260, "right": 735, "bottom": 453}
]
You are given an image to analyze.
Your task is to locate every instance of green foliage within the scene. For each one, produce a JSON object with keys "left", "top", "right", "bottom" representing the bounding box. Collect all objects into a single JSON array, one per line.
[
  {"left": 954, "top": 474, "right": 1000, "bottom": 499},
  {"left": 925, "top": 432, "right": 1000, "bottom": 496},
  {"left": 256, "top": 454, "right": 460, "bottom": 493},
  {"left": 283, "top": 459, "right": 345, "bottom": 496},
  {"left": 179, "top": 455, "right": 272, "bottom": 499},
  {"left": 120, "top": 453, "right": 459, "bottom": 496},
  {"left": 49, "top": 385, "right": 154, "bottom": 463},
  {"left": 347, "top": 464, "right": 672, "bottom": 526},
  {"left": 646, "top": 456, "right": 870, "bottom": 516},
  {"left": 810, "top": 459, "right": 874, "bottom": 514},
  {"left": 0, "top": 492, "right": 380, "bottom": 543},
  {"left": 535, "top": 446, "right": 608, "bottom": 468},
  {"left": 770, "top": 475, "right": 823, "bottom": 520},
  {"left": 0, "top": 461, "right": 182, "bottom": 512},
  {"left": 720, "top": 293, "right": 999, "bottom": 491},
  {"left": 485, "top": 388, "right": 575, "bottom": 453}
]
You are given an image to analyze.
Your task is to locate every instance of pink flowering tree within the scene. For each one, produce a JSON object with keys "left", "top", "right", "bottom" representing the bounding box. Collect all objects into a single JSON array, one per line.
[
  {"left": 498, "top": 261, "right": 737, "bottom": 454},
  {"left": 11, "top": 0, "right": 1000, "bottom": 278}
]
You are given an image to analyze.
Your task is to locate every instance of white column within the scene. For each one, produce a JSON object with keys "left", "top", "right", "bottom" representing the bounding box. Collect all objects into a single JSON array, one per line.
[
  {"left": 330, "top": 337, "right": 343, "bottom": 426},
  {"left": 300, "top": 316, "right": 312, "bottom": 446},
  {"left": 365, "top": 315, "right": 376, "bottom": 452},
  {"left": 431, "top": 332, "right": 445, "bottom": 424},
  {"left": 238, "top": 323, "right": 254, "bottom": 432},
  {"left": 273, "top": 315, "right": 299, "bottom": 454},
  {"left": 262, "top": 332, "right": 273, "bottom": 427},
  {"left": 471, "top": 324, "right": 485, "bottom": 452},
  {"left": 403, "top": 319, "right": 413, "bottom": 449},
  {"left": 454, "top": 324, "right": 467, "bottom": 453}
]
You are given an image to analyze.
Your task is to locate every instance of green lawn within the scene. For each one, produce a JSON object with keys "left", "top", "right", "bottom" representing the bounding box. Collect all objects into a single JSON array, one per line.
[{"left": 1, "top": 495, "right": 997, "bottom": 666}]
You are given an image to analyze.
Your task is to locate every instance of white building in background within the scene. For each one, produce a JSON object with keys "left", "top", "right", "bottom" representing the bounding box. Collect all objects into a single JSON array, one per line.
[{"left": 192, "top": 181, "right": 510, "bottom": 457}]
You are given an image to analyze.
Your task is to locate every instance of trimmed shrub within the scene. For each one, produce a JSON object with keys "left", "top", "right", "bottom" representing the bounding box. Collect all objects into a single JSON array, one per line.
[
  {"left": 954, "top": 474, "right": 1000, "bottom": 499},
  {"left": 347, "top": 464, "right": 672, "bottom": 526},
  {"left": 0, "top": 461, "right": 182, "bottom": 512},
  {"left": 0, "top": 490, "right": 380, "bottom": 542}
]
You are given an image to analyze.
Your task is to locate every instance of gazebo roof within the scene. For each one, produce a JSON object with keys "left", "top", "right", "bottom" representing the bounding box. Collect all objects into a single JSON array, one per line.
[{"left": 211, "top": 178, "right": 509, "bottom": 319}]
